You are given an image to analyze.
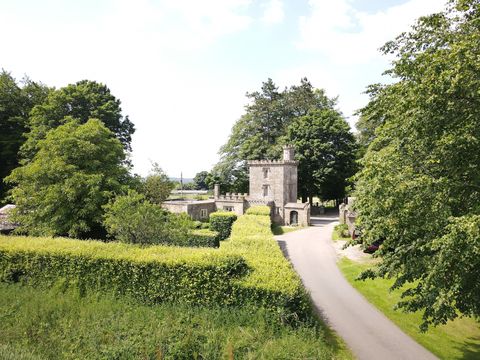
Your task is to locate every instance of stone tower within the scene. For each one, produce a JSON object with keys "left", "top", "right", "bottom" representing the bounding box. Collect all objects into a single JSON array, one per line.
[{"left": 247, "top": 145, "right": 300, "bottom": 224}]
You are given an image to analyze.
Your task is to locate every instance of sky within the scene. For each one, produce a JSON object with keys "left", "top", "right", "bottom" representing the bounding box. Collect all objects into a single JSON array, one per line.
[{"left": 0, "top": 0, "right": 446, "bottom": 178}]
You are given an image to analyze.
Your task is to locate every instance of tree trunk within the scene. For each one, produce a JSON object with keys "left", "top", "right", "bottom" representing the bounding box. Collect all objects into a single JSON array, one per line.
[{"left": 301, "top": 195, "right": 307, "bottom": 203}]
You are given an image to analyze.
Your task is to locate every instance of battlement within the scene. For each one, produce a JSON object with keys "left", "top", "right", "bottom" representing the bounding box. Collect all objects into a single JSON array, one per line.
[
  {"left": 247, "top": 159, "right": 298, "bottom": 166},
  {"left": 216, "top": 193, "right": 248, "bottom": 202}
]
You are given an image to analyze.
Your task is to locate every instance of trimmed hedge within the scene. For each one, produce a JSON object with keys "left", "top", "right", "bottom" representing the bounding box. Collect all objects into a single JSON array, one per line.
[
  {"left": 0, "top": 236, "right": 245, "bottom": 305},
  {"left": 245, "top": 206, "right": 271, "bottom": 216},
  {"left": 190, "top": 229, "right": 220, "bottom": 248},
  {"left": 0, "top": 206, "right": 311, "bottom": 322},
  {"left": 209, "top": 212, "right": 237, "bottom": 240},
  {"left": 219, "top": 206, "right": 311, "bottom": 321}
]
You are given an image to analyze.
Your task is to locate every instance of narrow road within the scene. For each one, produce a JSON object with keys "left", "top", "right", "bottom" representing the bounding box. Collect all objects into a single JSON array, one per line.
[{"left": 276, "top": 216, "right": 437, "bottom": 360}]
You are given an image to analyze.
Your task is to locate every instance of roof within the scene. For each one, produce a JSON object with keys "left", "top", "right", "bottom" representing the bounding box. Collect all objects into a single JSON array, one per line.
[
  {"left": 285, "top": 202, "right": 309, "bottom": 209},
  {"left": 0, "top": 204, "right": 16, "bottom": 214}
]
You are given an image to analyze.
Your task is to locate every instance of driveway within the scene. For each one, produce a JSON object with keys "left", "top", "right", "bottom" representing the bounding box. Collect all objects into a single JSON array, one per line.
[{"left": 275, "top": 216, "right": 437, "bottom": 360}]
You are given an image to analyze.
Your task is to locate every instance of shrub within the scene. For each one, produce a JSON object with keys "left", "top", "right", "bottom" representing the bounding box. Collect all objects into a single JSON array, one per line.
[
  {"left": 334, "top": 224, "right": 349, "bottom": 238},
  {"left": 209, "top": 212, "right": 237, "bottom": 240},
  {"left": 245, "top": 206, "right": 271, "bottom": 216},
  {"left": 0, "top": 235, "right": 246, "bottom": 305},
  {"left": 103, "top": 191, "right": 213, "bottom": 247},
  {"left": 188, "top": 229, "right": 220, "bottom": 248}
]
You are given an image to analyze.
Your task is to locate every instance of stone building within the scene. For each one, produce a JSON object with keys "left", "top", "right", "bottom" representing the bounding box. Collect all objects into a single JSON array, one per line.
[{"left": 163, "top": 146, "right": 310, "bottom": 226}]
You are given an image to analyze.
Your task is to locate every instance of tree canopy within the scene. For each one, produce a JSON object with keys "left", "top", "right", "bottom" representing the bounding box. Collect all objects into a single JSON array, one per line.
[
  {"left": 0, "top": 70, "right": 50, "bottom": 203},
  {"left": 354, "top": 0, "right": 480, "bottom": 329},
  {"left": 286, "top": 109, "right": 357, "bottom": 203},
  {"left": 6, "top": 119, "right": 128, "bottom": 238},
  {"left": 142, "top": 163, "right": 174, "bottom": 204},
  {"left": 214, "top": 77, "right": 355, "bottom": 200},
  {"left": 20, "top": 80, "right": 135, "bottom": 162}
]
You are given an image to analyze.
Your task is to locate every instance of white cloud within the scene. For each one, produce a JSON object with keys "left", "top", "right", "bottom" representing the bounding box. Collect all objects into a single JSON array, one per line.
[
  {"left": 261, "top": 0, "right": 285, "bottom": 25},
  {"left": 298, "top": 0, "right": 446, "bottom": 64}
]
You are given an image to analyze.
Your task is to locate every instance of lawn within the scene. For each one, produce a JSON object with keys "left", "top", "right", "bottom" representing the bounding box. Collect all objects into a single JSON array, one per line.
[
  {"left": 338, "top": 257, "right": 480, "bottom": 360},
  {"left": 0, "top": 282, "right": 348, "bottom": 360},
  {"left": 271, "top": 224, "right": 307, "bottom": 235}
]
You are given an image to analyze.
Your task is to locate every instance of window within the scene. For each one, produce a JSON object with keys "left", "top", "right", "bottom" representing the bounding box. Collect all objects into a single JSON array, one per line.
[
  {"left": 263, "top": 185, "right": 269, "bottom": 197},
  {"left": 275, "top": 207, "right": 281, "bottom": 215},
  {"left": 263, "top": 168, "right": 270, "bottom": 179},
  {"left": 200, "top": 209, "right": 208, "bottom": 218},
  {"left": 223, "top": 206, "right": 234, "bottom": 212}
]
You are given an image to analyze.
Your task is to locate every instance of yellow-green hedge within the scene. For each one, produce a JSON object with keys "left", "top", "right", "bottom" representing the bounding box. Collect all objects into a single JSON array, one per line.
[
  {"left": 0, "top": 236, "right": 245, "bottom": 305},
  {"left": 209, "top": 212, "right": 237, "bottom": 240},
  {"left": 220, "top": 206, "right": 311, "bottom": 321}
]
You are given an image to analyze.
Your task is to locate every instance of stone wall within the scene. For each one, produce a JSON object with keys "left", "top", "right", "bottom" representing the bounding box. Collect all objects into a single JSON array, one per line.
[{"left": 162, "top": 200, "right": 217, "bottom": 221}]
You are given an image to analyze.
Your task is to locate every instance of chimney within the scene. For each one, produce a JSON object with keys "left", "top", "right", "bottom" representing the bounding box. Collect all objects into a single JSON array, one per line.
[
  {"left": 214, "top": 184, "right": 220, "bottom": 199},
  {"left": 283, "top": 145, "right": 295, "bottom": 161}
]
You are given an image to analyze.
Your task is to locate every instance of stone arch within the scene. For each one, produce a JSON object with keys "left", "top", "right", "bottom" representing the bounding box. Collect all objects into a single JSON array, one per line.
[{"left": 290, "top": 211, "right": 298, "bottom": 225}]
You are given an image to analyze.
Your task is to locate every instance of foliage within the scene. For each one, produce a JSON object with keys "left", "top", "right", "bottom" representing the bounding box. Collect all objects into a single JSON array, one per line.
[
  {"left": 20, "top": 79, "right": 134, "bottom": 162},
  {"left": 193, "top": 170, "right": 209, "bottom": 190},
  {"left": 339, "top": 258, "right": 480, "bottom": 360},
  {"left": 354, "top": 0, "right": 480, "bottom": 329},
  {"left": 220, "top": 206, "right": 312, "bottom": 322},
  {"left": 142, "top": 162, "right": 174, "bottom": 204},
  {"left": 209, "top": 211, "right": 237, "bottom": 240},
  {"left": 0, "top": 70, "right": 50, "bottom": 203},
  {"left": 6, "top": 119, "right": 127, "bottom": 239},
  {"left": 103, "top": 191, "right": 217, "bottom": 247},
  {"left": 333, "top": 224, "right": 350, "bottom": 240},
  {"left": 214, "top": 78, "right": 345, "bottom": 195},
  {"left": 286, "top": 109, "right": 357, "bottom": 202},
  {"left": 0, "top": 235, "right": 246, "bottom": 306},
  {"left": 245, "top": 205, "right": 271, "bottom": 216},
  {"left": 0, "top": 283, "right": 340, "bottom": 360}
]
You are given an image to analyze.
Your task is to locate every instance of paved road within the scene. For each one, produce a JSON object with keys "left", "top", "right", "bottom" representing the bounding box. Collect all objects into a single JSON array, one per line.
[{"left": 276, "top": 216, "right": 437, "bottom": 360}]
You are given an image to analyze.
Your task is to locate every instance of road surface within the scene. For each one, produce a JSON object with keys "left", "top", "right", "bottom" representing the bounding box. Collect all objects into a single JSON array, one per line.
[{"left": 275, "top": 216, "right": 437, "bottom": 360}]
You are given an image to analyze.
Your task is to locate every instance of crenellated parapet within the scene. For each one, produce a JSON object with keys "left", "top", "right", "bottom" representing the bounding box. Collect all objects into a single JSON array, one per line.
[
  {"left": 247, "top": 159, "right": 298, "bottom": 166},
  {"left": 217, "top": 193, "right": 248, "bottom": 202}
]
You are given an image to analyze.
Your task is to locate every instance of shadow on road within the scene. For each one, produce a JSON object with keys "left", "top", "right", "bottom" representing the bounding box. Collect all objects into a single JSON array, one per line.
[{"left": 310, "top": 216, "right": 338, "bottom": 227}]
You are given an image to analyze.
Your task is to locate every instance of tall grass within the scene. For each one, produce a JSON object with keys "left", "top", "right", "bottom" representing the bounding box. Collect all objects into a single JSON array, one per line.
[{"left": 0, "top": 283, "right": 337, "bottom": 360}]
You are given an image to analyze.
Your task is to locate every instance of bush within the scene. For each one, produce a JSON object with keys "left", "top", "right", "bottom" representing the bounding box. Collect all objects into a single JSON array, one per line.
[
  {"left": 0, "top": 235, "right": 246, "bottom": 305},
  {"left": 334, "top": 224, "right": 349, "bottom": 238},
  {"left": 245, "top": 206, "right": 271, "bottom": 216},
  {"left": 189, "top": 229, "right": 220, "bottom": 248},
  {"left": 103, "top": 191, "right": 214, "bottom": 247},
  {"left": 209, "top": 212, "right": 237, "bottom": 240}
]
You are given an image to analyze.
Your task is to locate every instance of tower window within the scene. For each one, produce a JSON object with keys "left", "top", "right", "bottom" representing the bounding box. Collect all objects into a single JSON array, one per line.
[
  {"left": 263, "top": 168, "right": 269, "bottom": 179},
  {"left": 263, "top": 185, "right": 269, "bottom": 197}
]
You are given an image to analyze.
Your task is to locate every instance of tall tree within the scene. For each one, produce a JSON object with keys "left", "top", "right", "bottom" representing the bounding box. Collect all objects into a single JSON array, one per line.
[
  {"left": 6, "top": 119, "right": 128, "bottom": 238},
  {"left": 354, "top": 0, "right": 480, "bottom": 329},
  {"left": 286, "top": 109, "right": 357, "bottom": 204},
  {"left": 193, "top": 171, "right": 209, "bottom": 190},
  {"left": 0, "top": 70, "right": 50, "bottom": 203},
  {"left": 20, "top": 80, "right": 135, "bottom": 162},
  {"left": 215, "top": 77, "right": 347, "bottom": 195}
]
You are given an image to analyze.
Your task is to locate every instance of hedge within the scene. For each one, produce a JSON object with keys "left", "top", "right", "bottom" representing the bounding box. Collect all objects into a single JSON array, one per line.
[
  {"left": 0, "top": 236, "right": 246, "bottom": 305},
  {"left": 219, "top": 206, "right": 311, "bottom": 321},
  {"left": 190, "top": 229, "right": 220, "bottom": 248},
  {"left": 245, "top": 206, "right": 271, "bottom": 216},
  {"left": 209, "top": 212, "right": 237, "bottom": 240}
]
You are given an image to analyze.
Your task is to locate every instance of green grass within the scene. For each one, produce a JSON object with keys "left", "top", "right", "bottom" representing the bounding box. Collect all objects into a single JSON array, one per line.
[
  {"left": 332, "top": 224, "right": 350, "bottom": 242},
  {"left": 271, "top": 224, "right": 307, "bottom": 235},
  {"left": 338, "top": 257, "right": 480, "bottom": 360},
  {"left": 0, "top": 282, "right": 344, "bottom": 360}
]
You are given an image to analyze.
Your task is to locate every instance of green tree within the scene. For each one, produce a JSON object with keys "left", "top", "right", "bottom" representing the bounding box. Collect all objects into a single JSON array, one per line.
[
  {"left": 193, "top": 171, "right": 209, "bottom": 190},
  {"left": 286, "top": 109, "right": 357, "bottom": 204},
  {"left": 0, "top": 70, "right": 50, "bottom": 202},
  {"left": 6, "top": 119, "right": 127, "bottom": 238},
  {"left": 21, "top": 80, "right": 134, "bottom": 162},
  {"left": 216, "top": 77, "right": 351, "bottom": 196},
  {"left": 142, "top": 163, "right": 174, "bottom": 204},
  {"left": 354, "top": 0, "right": 480, "bottom": 329}
]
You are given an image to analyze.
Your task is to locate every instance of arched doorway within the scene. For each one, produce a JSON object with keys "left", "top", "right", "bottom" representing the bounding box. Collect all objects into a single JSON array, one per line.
[{"left": 290, "top": 211, "right": 298, "bottom": 225}]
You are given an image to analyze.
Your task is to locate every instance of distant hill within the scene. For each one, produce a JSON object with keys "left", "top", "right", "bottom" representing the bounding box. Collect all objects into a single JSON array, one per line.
[{"left": 169, "top": 177, "right": 194, "bottom": 184}]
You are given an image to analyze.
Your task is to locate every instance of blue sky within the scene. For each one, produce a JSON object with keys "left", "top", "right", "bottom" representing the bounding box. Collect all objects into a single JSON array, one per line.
[{"left": 0, "top": 0, "right": 446, "bottom": 177}]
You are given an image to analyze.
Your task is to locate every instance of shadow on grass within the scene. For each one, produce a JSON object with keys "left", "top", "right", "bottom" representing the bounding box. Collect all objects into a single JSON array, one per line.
[{"left": 456, "top": 337, "right": 480, "bottom": 360}]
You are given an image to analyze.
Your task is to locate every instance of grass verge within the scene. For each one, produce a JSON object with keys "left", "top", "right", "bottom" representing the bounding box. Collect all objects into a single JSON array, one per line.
[
  {"left": 271, "top": 224, "right": 307, "bottom": 235},
  {"left": 0, "top": 282, "right": 339, "bottom": 360},
  {"left": 338, "top": 257, "right": 480, "bottom": 360}
]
